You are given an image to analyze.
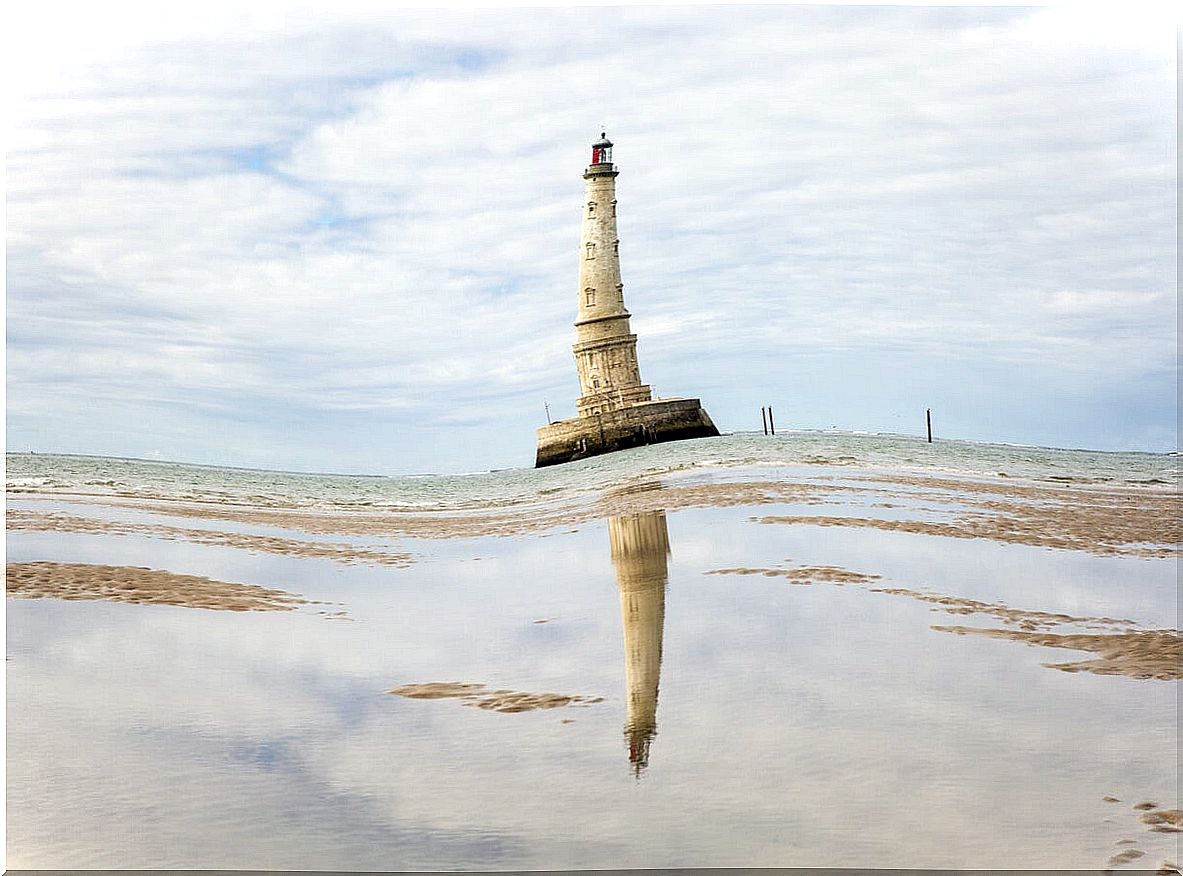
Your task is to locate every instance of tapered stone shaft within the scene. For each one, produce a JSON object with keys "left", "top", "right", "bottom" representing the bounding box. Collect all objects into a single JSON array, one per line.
[
  {"left": 534, "top": 134, "right": 719, "bottom": 467},
  {"left": 574, "top": 135, "right": 651, "bottom": 417}
]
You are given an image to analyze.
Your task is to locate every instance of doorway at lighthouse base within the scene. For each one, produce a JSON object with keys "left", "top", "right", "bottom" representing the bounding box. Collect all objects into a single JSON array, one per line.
[{"left": 535, "top": 397, "right": 719, "bottom": 467}]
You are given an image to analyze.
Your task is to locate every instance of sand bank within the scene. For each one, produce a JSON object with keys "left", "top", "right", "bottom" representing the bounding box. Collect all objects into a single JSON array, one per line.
[
  {"left": 26, "top": 467, "right": 1173, "bottom": 559},
  {"left": 869, "top": 586, "right": 1138, "bottom": 632},
  {"left": 7, "top": 509, "right": 412, "bottom": 566},
  {"left": 390, "top": 682, "right": 604, "bottom": 713},
  {"left": 5, "top": 561, "right": 311, "bottom": 612},
  {"left": 1141, "top": 810, "right": 1182, "bottom": 826},
  {"left": 705, "top": 565, "right": 880, "bottom": 586},
  {"left": 707, "top": 564, "right": 1179, "bottom": 680},
  {"left": 759, "top": 474, "right": 1179, "bottom": 558},
  {"left": 934, "top": 626, "right": 1181, "bottom": 680},
  {"left": 870, "top": 587, "right": 1180, "bottom": 681},
  {"left": 59, "top": 478, "right": 847, "bottom": 540},
  {"left": 1098, "top": 800, "right": 1183, "bottom": 874}
]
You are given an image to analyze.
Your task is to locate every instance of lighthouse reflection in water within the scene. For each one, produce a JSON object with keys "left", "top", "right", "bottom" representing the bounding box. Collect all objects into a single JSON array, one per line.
[{"left": 607, "top": 510, "right": 670, "bottom": 776}]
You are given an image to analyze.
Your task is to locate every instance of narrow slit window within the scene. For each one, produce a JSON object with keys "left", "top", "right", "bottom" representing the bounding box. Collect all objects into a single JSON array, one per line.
[
  {"left": 585, "top": 287, "right": 596, "bottom": 307},
  {"left": 586, "top": 242, "right": 596, "bottom": 259},
  {"left": 588, "top": 202, "right": 596, "bottom": 217}
]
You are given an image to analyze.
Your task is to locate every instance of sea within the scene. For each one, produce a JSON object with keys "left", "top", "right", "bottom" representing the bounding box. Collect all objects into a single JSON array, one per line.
[{"left": 5, "top": 430, "right": 1177, "bottom": 511}]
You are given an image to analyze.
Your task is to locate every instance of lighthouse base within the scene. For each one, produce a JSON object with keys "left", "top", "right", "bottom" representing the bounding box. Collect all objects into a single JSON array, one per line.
[{"left": 535, "top": 398, "right": 719, "bottom": 468}]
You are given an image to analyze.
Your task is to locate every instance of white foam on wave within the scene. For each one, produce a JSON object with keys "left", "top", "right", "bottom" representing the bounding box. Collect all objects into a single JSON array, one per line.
[{"left": 6, "top": 476, "right": 57, "bottom": 489}]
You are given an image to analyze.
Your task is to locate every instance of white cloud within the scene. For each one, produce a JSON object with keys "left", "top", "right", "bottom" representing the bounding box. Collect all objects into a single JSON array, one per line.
[{"left": 6, "top": 6, "right": 1176, "bottom": 471}]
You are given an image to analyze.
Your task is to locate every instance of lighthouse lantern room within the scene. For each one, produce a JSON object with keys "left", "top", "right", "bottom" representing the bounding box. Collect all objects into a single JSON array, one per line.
[{"left": 591, "top": 133, "right": 613, "bottom": 166}]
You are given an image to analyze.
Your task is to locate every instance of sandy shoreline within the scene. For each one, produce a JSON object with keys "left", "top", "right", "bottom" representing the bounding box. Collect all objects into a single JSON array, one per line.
[
  {"left": 390, "top": 682, "right": 605, "bottom": 713},
  {"left": 8, "top": 468, "right": 1178, "bottom": 675},
  {"left": 10, "top": 469, "right": 1178, "bottom": 555},
  {"left": 5, "top": 561, "right": 313, "bottom": 611},
  {"left": 7, "top": 509, "right": 413, "bottom": 566}
]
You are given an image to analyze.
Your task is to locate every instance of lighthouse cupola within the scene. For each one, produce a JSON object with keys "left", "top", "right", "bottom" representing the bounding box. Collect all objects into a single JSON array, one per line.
[{"left": 591, "top": 133, "right": 613, "bottom": 167}]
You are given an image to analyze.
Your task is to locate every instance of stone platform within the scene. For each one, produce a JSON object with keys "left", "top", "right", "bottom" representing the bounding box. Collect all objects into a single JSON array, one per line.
[{"left": 535, "top": 397, "right": 719, "bottom": 468}]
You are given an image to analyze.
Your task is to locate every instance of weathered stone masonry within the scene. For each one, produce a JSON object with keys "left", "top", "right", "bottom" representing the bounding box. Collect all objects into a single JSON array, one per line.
[{"left": 536, "top": 134, "right": 718, "bottom": 467}]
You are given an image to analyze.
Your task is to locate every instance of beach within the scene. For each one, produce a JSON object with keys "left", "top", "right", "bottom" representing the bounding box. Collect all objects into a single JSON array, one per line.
[{"left": 5, "top": 434, "right": 1180, "bottom": 871}]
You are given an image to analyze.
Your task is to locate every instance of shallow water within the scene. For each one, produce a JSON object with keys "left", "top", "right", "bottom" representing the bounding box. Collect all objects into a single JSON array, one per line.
[
  {"left": 6, "top": 432, "right": 1177, "bottom": 511},
  {"left": 6, "top": 466, "right": 1179, "bottom": 869}
]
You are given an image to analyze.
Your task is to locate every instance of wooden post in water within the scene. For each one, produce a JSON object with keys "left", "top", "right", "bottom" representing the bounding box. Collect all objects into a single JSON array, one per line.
[
  {"left": 926, "top": 408, "right": 932, "bottom": 443},
  {"left": 768, "top": 405, "right": 776, "bottom": 436},
  {"left": 761, "top": 406, "right": 768, "bottom": 435}
]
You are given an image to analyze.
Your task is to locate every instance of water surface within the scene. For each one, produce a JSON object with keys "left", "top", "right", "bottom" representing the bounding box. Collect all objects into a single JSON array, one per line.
[{"left": 6, "top": 437, "right": 1179, "bottom": 869}]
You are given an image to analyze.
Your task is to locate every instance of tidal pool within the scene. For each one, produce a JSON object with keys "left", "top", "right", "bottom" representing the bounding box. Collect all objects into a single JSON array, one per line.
[{"left": 6, "top": 486, "right": 1179, "bottom": 870}]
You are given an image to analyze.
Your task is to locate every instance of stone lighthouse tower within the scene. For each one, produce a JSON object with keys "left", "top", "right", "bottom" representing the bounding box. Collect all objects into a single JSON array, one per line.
[
  {"left": 535, "top": 134, "right": 719, "bottom": 467},
  {"left": 573, "top": 134, "right": 651, "bottom": 417}
]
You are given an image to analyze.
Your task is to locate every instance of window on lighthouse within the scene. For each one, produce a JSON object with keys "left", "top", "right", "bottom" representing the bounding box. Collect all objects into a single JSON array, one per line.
[
  {"left": 587, "top": 202, "right": 596, "bottom": 217},
  {"left": 586, "top": 242, "right": 595, "bottom": 260},
  {"left": 585, "top": 287, "right": 596, "bottom": 307}
]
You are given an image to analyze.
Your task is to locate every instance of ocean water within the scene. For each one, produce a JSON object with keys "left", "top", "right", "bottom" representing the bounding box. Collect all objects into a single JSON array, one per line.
[{"left": 5, "top": 431, "right": 1177, "bottom": 510}]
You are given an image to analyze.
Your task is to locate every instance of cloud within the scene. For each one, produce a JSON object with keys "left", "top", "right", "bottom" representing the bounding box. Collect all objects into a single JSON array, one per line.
[{"left": 6, "top": 6, "right": 1176, "bottom": 471}]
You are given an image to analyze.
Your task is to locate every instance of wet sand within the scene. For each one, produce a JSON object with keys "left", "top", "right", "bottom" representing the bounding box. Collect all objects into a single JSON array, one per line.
[
  {"left": 5, "top": 561, "right": 312, "bottom": 612},
  {"left": 1141, "top": 809, "right": 1183, "bottom": 826},
  {"left": 758, "top": 473, "right": 1179, "bottom": 558},
  {"left": 6, "top": 468, "right": 1173, "bottom": 681},
  {"left": 390, "top": 682, "right": 604, "bottom": 713},
  {"left": 1099, "top": 799, "right": 1183, "bottom": 873},
  {"left": 705, "top": 564, "right": 881, "bottom": 585},
  {"left": 9, "top": 469, "right": 1178, "bottom": 680},
  {"left": 7, "top": 509, "right": 413, "bottom": 566},
  {"left": 705, "top": 564, "right": 1179, "bottom": 680},
  {"left": 25, "top": 467, "right": 1175, "bottom": 558},
  {"left": 40, "top": 478, "right": 846, "bottom": 540},
  {"left": 933, "top": 625, "right": 1181, "bottom": 680},
  {"left": 868, "top": 586, "right": 1139, "bottom": 632}
]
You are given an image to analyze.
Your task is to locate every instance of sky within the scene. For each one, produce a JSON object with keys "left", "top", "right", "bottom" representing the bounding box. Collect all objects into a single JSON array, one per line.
[{"left": 5, "top": 3, "right": 1177, "bottom": 474}]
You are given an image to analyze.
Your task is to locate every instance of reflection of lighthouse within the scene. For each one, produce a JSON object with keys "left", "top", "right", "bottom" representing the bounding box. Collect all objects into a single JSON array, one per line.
[{"left": 608, "top": 510, "right": 669, "bottom": 776}]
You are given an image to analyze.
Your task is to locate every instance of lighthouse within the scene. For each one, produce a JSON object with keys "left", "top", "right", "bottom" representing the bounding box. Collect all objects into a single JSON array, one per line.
[
  {"left": 535, "top": 134, "right": 719, "bottom": 467},
  {"left": 573, "top": 134, "right": 651, "bottom": 417}
]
